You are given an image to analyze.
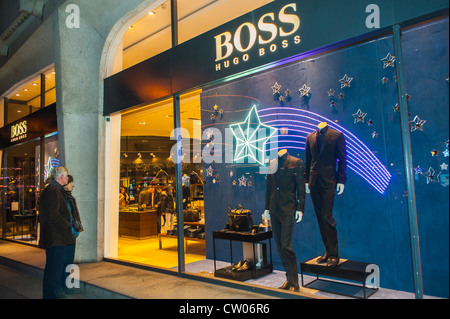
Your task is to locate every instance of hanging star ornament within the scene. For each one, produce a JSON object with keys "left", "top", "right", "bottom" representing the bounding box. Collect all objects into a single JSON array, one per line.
[
  {"left": 229, "top": 105, "right": 278, "bottom": 166},
  {"left": 409, "top": 115, "right": 426, "bottom": 132},
  {"left": 440, "top": 163, "right": 448, "bottom": 170},
  {"left": 352, "top": 109, "right": 367, "bottom": 123},
  {"left": 328, "top": 89, "right": 335, "bottom": 96},
  {"left": 381, "top": 53, "right": 396, "bottom": 68},
  {"left": 272, "top": 82, "right": 282, "bottom": 94},
  {"left": 206, "top": 166, "right": 214, "bottom": 177},
  {"left": 339, "top": 74, "right": 353, "bottom": 88},
  {"left": 238, "top": 175, "right": 248, "bottom": 187},
  {"left": 299, "top": 84, "right": 311, "bottom": 97},
  {"left": 423, "top": 167, "right": 440, "bottom": 184}
]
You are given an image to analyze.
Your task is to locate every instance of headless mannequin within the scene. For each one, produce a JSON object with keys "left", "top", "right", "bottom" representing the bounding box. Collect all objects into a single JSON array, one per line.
[
  {"left": 305, "top": 123, "right": 345, "bottom": 196},
  {"left": 263, "top": 149, "right": 303, "bottom": 223}
]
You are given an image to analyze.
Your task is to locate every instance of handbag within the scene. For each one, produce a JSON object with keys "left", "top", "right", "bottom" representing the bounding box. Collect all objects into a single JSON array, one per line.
[
  {"left": 227, "top": 205, "right": 253, "bottom": 232},
  {"left": 183, "top": 208, "right": 200, "bottom": 222}
]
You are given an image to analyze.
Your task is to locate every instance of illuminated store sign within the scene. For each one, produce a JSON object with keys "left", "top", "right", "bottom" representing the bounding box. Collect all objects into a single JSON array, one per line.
[
  {"left": 0, "top": 104, "right": 57, "bottom": 149},
  {"left": 10, "top": 120, "right": 27, "bottom": 143},
  {"left": 214, "top": 3, "right": 301, "bottom": 71}
]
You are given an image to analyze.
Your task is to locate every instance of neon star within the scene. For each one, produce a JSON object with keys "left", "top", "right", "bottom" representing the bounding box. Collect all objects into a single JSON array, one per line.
[{"left": 230, "top": 105, "right": 277, "bottom": 166}]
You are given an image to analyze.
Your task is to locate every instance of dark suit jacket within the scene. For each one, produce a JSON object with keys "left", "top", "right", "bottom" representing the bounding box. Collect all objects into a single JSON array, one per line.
[
  {"left": 305, "top": 127, "right": 347, "bottom": 189},
  {"left": 38, "top": 180, "right": 74, "bottom": 248},
  {"left": 265, "top": 154, "right": 306, "bottom": 215}
]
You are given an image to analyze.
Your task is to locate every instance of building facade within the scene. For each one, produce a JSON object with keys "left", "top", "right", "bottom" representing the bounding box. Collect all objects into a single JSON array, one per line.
[{"left": 0, "top": 0, "right": 448, "bottom": 298}]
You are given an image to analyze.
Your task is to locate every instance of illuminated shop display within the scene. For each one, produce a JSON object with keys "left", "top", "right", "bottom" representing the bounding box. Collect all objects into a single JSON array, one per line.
[{"left": 259, "top": 107, "right": 392, "bottom": 194}]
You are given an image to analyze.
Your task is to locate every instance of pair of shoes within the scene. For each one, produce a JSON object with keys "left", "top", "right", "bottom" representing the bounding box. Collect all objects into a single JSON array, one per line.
[
  {"left": 230, "top": 260, "right": 253, "bottom": 272},
  {"left": 327, "top": 257, "right": 340, "bottom": 267},
  {"left": 231, "top": 261, "right": 243, "bottom": 271},
  {"left": 279, "top": 281, "right": 300, "bottom": 292},
  {"left": 316, "top": 252, "right": 329, "bottom": 264}
]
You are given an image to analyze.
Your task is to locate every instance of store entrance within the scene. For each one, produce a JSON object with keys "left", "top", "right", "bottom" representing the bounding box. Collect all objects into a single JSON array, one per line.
[
  {"left": 118, "top": 92, "right": 204, "bottom": 270},
  {"left": 1, "top": 140, "right": 39, "bottom": 243}
]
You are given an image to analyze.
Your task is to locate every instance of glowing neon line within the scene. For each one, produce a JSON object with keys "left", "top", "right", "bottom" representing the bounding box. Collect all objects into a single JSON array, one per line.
[
  {"left": 259, "top": 107, "right": 391, "bottom": 194},
  {"left": 264, "top": 117, "right": 390, "bottom": 186}
]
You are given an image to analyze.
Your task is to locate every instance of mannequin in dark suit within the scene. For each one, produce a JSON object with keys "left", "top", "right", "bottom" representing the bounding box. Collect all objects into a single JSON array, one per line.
[
  {"left": 305, "top": 122, "right": 347, "bottom": 267},
  {"left": 264, "top": 149, "right": 305, "bottom": 291}
]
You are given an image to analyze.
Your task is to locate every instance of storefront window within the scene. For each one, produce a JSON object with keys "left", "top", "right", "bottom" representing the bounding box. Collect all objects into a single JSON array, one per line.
[
  {"left": 3, "top": 66, "right": 56, "bottom": 125},
  {"left": 401, "top": 18, "right": 449, "bottom": 298},
  {"left": 0, "top": 134, "right": 59, "bottom": 244},
  {"left": 120, "top": 0, "right": 274, "bottom": 70},
  {"left": 177, "top": 0, "right": 274, "bottom": 44},
  {"left": 118, "top": 97, "right": 182, "bottom": 268}
]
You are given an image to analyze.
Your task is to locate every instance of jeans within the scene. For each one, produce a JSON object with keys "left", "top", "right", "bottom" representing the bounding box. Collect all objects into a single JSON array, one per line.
[
  {"left": 42, "top": 245, "right": 71, "bottom": 299},
  {"left": 61, "top": 242, "right": 76, "bottom": 291}
]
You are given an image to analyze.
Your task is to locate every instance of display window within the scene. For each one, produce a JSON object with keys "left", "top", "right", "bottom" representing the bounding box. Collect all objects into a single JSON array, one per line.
[
  {"left": 0, "top": 134, "right": 59, "bottom": 244},
  {"left": 117, "top": 93, "right": 205, "bottom": 270}
]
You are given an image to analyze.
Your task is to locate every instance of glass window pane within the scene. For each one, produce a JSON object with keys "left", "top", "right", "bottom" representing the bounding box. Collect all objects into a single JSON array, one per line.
[
  {"left": 118, "top": 98, "right": 180, "bottom": 270},
  {"left": 178, "top": 0, "right": 274, "bottom": 44},
  {"left": 122, "top": 0, "right": 172, "bottom": 70}
]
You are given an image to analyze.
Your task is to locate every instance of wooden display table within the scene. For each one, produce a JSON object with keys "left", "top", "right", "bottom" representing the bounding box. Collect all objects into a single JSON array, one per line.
[{"left": 119, "top": 209, "right": 157, "bottom": 239}]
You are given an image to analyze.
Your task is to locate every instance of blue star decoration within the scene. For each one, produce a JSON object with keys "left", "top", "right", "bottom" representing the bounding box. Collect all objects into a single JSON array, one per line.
[{"left": 229, "top": 105, "right": 278, "bottom": 166}]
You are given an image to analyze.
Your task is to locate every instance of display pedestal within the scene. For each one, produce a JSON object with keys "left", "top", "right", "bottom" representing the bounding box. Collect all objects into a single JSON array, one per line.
[
  {"left": 300, "top": 257, "right": 379, "bottom": 299},
  {"left": 212, "top": 230, "right": 273, "bottom": 282}
]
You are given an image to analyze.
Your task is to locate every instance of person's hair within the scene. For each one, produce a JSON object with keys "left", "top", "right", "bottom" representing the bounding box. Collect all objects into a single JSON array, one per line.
[{"left": 51, "top": 166, "right": 68, "bottom": 180}]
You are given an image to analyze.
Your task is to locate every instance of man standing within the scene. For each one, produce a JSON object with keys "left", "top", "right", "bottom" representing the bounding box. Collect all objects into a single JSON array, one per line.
[{"left": 39, "top": 166, "right": 74, "bottom": 299}]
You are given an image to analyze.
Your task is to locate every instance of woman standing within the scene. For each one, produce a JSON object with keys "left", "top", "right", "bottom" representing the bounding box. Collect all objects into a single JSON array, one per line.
[{"left": 60, "top": 175, "right": 83, "bottom": 297}]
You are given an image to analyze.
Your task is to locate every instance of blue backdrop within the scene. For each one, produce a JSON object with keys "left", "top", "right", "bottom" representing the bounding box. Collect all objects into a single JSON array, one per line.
[{"left": 200, "top": 18, "right": 448, "bottom": 298}]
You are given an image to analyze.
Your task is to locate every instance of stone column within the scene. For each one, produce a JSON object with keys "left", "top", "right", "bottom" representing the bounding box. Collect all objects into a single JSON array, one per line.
[{"left": 52, "top": 0, "right": 159, "bottom": 262}]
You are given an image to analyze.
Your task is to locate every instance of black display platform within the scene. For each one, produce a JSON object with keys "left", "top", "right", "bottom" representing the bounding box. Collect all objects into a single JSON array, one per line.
[
  {"left": 212, "top": 230, "right": 273, "bottom": 281},
  {"left": 300, "top": 257, "right": 379, "bottom": 299}
]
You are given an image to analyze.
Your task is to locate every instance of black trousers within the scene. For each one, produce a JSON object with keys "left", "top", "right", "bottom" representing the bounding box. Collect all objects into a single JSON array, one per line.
[
  {"left": 43, "top": 245, "right": 71, "bottom": 299},
  {"left": 310, "top": 185, "right": 339, "bottom": 258},
  {"left": 270, "top": 208, "right": 298, "bottom": 288}
]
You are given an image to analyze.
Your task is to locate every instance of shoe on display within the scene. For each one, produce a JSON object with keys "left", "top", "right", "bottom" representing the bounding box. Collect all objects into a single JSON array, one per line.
[
  {"left": 316, "top": 252, "right": 329, "bottom": 264},
  {"left": 236, "top": 261, "right": 253, "bottom": 272},
  {"left": 327, "top": 257, "right": 340, "bottom": 267},
  {"left": 231, "top": 261, "right": 243, "bottom": 271}
]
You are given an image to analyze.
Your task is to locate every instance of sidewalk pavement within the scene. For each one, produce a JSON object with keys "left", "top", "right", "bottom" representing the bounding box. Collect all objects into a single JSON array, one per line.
[{"left": 0, "top": 240, "right": 314, "bottom": 299}]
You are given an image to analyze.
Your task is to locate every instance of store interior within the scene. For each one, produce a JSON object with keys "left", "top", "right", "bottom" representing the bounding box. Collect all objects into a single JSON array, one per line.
[{"left": 117, "top": 90, "right": 206, "bottom": 269}]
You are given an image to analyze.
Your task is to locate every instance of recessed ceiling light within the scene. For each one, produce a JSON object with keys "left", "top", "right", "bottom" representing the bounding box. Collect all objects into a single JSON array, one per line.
[
  {"left": 16, "top": 93, "right": 20, "bottom": 96},
  {"left": 148, "top": 11, "right": 156, "bottom": 15}
]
